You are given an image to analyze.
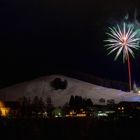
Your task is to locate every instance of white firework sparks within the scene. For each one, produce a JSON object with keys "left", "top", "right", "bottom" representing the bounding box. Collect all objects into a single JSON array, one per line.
[{"left": 105, "top": 22, "right": 140, "bottom": 62}]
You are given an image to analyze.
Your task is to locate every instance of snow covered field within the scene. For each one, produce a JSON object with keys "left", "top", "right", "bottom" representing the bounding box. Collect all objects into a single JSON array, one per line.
[{"left": 0, "top": 75, "right": 140, "bottom": 106}]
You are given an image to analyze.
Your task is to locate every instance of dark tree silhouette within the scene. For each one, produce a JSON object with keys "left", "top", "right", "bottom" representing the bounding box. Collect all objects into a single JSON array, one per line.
[
  {"left": 19, "top": 96, "right": 31, "bottom": 117},
  {"left": 99, "top": 98, "right": 106, "bottom": 103},
  {"left": 68, "top": 95, "right": 94, "bottom": 110},
  {"left": 38, "top": 97, "right": 45, "bottom": 112},
  {"left": 82, "top": 98, "right": 87, "bottom": 109},
  {"left": 32, "top": 96, "right": 40, "bottom": 114},
  {"left": 62, "top": 102, "right": 69, "bottom": 114},
  {"left": 46, "top": 96, "right": 54, "bottom": 117},
  {"left": 74, "top": 96, "right": 83, "bottom": 110},
  {"left": 86, "top": 98, "right": 93, "bottom": 107},
  {"left": 50, "top": 78, "right": 68, "bottom": 90},
  {"left": 69, "top": 95, "right": 75, "bottom": 109},
  {"left": 31, "top": 96, "right": 46, "bottom": 117},
  {"left": 107, "top": 99, "right": 115, "bottom": 105}
]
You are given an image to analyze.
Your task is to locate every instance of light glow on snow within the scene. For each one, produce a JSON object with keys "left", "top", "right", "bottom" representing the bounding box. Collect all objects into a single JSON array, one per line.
[{"left": 0, "top": 75, "right": 140, "bottom": 106}]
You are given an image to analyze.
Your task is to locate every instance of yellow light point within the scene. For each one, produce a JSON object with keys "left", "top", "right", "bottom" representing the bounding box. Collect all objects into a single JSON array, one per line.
[
  {"left": 118, "top": 107, "right": 120, "bottom": 110},
  {"left": 70, "top": 112, "right": 73, "bottom": 115},
  {"left": 0, "top": 107, "right": 10, "bottom": 117},
  {"left": 122, "top": 107, "right": 124, "bottom": 110},
  {"left": 76, "top": 114, "right": 86, "bottom": 117},
  {"left": 0, "top": 101, "right": 10, "bottom": 117},
  {"left": 0, "top": 101, "right": 4, "bottom": 108}
]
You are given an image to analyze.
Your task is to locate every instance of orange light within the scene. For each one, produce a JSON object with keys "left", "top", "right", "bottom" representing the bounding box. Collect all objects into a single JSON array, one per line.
[
  {"left": 76, "top": 114, "right": 86, "bottom": 117},
  {"left": 0, "top": 101, "right": 4, "bottom": 108},
  {"left": 70, "top": 112, "right": 73, "bottom": 115},
  {"left": 0, "top": 107, "right": 10, "bottom": 117}
]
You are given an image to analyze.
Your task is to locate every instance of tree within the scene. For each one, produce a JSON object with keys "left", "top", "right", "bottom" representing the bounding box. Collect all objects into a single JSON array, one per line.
[
  {"left": 46, "top": 96, "right": 54, "bottom": 117},
  {"left": 74, "top": 96, "right": 83, "bottom": 110},
  {"left": 82, "top": 98, "right": 87, "bottom": 109},
  {"left": 50, "top": 78, "right": 68, "bottom": 90},
  {"left": 19, "top": 96, "right": 31, "bottom": 117},
  {"left": 107, "top": 99, "right": 115, "bottom": 105},
  {"left": 32, "top": 96, "right": 40, "bottom": 114},
  {"left": 99, "top": 98, "right": 106, "bottom": 103},
  {"left": 62, "top": 102, "right": 69, "bottom": 114},
  {"left": 86, "top": 98, "right": 93, "bottom": 107},
  {"left": 69, "top": 95, "right": 75, "bottom": 109},
  {"left": 38, "top": 97, "right": 45, "bottom": 112}
]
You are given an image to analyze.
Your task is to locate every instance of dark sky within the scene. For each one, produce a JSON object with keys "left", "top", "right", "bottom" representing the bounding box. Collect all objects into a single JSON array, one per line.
[{"left": 0, "top": 0, "right": 140, "bottom": 88}]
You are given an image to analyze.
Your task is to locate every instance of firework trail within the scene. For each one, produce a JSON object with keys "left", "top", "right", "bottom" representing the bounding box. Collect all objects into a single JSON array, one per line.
[{"left": 105, "top": 21, "right": 140, "bottom": 91}]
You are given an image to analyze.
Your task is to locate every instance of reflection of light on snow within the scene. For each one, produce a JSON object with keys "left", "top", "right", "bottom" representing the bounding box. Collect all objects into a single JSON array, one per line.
[
  {"left": 116, "top": 92, "right": 127, "bottom": 96},
  {"left": 2, "top": 75, "right": 140, "bottom": 106},
  {"left": 125, "top": 96, "right": 140, "bottom": 102}
]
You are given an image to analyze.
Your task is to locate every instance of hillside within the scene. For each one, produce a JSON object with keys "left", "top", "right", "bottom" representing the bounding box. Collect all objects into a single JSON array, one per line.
[{"left": 0, "top": 75, "right": 140, "bottom": 106}]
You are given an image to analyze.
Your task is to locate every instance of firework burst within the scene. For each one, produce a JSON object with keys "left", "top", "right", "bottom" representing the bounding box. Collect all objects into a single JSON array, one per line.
[
  {"left": 105, "top": 22, "right": 140, "bottom": 62},
  {"left": 104, "top": 22, "right": 140, "bottom": 91}
]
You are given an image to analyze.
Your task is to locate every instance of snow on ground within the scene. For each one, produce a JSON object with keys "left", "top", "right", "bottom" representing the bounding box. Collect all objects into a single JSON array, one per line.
[{"left": 0, "top": 75, "right": 140, "bottom": 106}]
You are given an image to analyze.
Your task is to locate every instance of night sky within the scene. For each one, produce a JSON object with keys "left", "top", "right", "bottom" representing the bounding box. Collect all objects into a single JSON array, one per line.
[{"left": 0, "top": 0, "right": 140, "bottom": 88}]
